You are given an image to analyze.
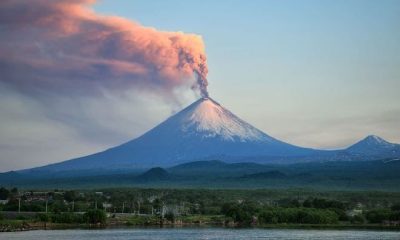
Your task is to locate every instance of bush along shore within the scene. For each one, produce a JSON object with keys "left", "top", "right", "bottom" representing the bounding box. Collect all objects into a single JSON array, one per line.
[
  {"left": 1, "top": 206, "right": 400, "bottom": 232},
  {"left": 1, "top": 187, "right": 400, "bottom": 231},
  {"left": 0, "top": 209, "right": 107, "bottom": 232}
]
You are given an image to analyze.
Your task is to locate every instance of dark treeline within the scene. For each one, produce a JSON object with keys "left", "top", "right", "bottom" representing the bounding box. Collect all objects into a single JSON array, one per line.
[
  {"left": 1, "top": 187, "right": 400, "bottom": 226},
  {"left": 3, "top": 160, "right": 400, "bottom": 191},
  {"left": 35, "top": 210, "right": 106, "bottom": 224},
  {"left": 222, "top": 199, "right": 400, "bottom": 225}
]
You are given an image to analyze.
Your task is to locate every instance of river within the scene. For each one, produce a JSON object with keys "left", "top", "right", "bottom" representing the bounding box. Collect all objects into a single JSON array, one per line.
[{"left": 1, "top": 228, "right": 400, "bottom": 240}]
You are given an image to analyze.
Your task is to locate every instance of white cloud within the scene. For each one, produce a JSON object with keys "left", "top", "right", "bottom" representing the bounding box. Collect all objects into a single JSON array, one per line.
[{"left": 0, "top": 84, "right": 194, "bottom": 171}]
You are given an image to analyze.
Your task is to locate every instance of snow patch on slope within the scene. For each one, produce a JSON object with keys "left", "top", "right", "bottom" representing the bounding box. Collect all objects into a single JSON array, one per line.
[
  {"left": 180, "top": 98, "right": 272, "bottom": 142},
  {"left": 364, "top": 135, "right": 391, "bottom": 146}
]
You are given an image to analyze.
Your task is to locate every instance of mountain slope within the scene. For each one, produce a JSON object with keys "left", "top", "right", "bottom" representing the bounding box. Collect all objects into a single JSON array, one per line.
[
  {"left": 4, "top": 160, "right": 400, "bottom": 190},
  {"left": 27, "top": 98, "right": 316, "bottom": 172},
  {"left": 136, "top": 167, "right": 170, "bottom": 181},
  {"left": 20, "top": 98, "right": 400, "bottom": 174},
  {"left": 346, "top": 135, "right": 400, "bottom": 158}
]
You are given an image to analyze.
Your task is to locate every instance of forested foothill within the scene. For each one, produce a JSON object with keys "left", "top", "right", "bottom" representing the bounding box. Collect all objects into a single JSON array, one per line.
[{"left": 1, "top": 187, "right": 399, "bottom": 231}]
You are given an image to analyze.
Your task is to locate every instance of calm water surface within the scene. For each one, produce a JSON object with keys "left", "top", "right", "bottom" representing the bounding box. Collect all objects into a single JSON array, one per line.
[{"left": 1, "top": 228, "right": 400, "bottom": 240}]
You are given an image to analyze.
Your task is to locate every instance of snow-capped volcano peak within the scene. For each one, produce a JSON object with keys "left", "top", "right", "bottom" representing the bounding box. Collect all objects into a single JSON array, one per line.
[
  {"left": 346, "top": 134, "right": 399, "bottom": 155},
  {"left": 179, "top": 97, "right": 270, "bottom": 141},
  {"left": 350, "top": 135, "right": 392, "bottom": 149},
  {"left": 363, "top": 135, "right": 390, "bottom": 145}
]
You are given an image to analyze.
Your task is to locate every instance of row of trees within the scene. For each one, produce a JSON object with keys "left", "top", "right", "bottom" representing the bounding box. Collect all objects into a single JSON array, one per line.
[
  {"left": 220, "top": 200, "right": 400, "bottom": 225},
  {"left": 1, "top": 187, "right": 400, "bottom": 225},
  {"left": 258, "top": 208, "right": 339, "bottom": 224},
  {"left": 221, "top": 201, "right": 339, "bottom": 225},
  {"left": 365, "top": 205, "right": 400, "bottom": 223},
  {"left": 36, "top": 210, "right": 106, "bottom": 224}
]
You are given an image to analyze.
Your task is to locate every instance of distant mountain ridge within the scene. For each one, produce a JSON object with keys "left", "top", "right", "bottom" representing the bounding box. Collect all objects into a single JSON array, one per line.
[
  {"left": 2, "top": 160, "right": 400, "bottom": 191},
  {"left": 136, "top": 167, "right": 170, "bottom": 181},
  {"left": 347, "top": 135, "right": 400, "bottom": 157},
  {"left": 14, "top": 97, "right": 400, "bottom": 174}
]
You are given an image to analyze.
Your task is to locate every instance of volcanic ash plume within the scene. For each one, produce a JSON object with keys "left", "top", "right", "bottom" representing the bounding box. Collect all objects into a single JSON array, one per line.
[
  {"left": 0, "top": 0, "right": 209, "bottom": 98},
  {"left": 195, "top": 56, "right": 209, "bottom": 98}
]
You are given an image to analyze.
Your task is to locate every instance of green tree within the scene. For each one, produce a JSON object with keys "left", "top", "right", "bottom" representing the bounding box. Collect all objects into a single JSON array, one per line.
[
  {"left": 164, "top": 211, "right": 175, "bottom": 222},
  {"left": 9, "top": 187, "right": 18, "bottom": 199},
  {"left": 390, "top": 211, "right": 400, "bottom": 221},
  {"left": 351, "top": 214, "right": 365, "bottom": 224},
  {"left": 221, "top": 201, "right": 257, "bottom": 224},
  {"left": 366, "top": 209, "right": 391, "bottom": 223},
  {"left": 51, "top": 200, "right": 68, "bottom": 213},
  {"left": 391, "top": 203, "right": 400, "bottom": 212},
  {"left": 0, "top": 187, "right": 10, "bottom": 200},
  {"left": 258, "top": 209, "right": 278, "bottom": 224},
  {"left": 304, "top": 198, "right": 346, "bottom": 210},
  {"left": 84, "top": 209, "right": 106, "bottom": 224},
  {"left": 36, "top": 213, "right": 50, "bottom": 222},
  {"left": 64, "top": 191, "right": 77, "bottom": 202}
]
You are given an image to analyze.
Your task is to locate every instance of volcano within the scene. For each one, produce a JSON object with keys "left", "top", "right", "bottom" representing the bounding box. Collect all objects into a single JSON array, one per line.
[
  {"left": 24, "top": 97, "right": 400, "bottom": 173},
  {"left": 346, "top": 135, "right": 400, "bottom": 158},
  {"left": 31, "top": 97, "right": 317, "bottom": 172}
]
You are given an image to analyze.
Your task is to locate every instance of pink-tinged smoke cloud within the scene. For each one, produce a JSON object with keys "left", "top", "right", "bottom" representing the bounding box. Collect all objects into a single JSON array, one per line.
[{"left": 0, "top": 0, "right": 209, "bottom": 98}]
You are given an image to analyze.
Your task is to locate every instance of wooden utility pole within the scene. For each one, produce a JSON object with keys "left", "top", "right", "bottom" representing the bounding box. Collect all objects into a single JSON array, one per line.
[
  {"left": 45, "top": 193, "right": 48, "bottom": 213},
  {"left": 18, "top": 198, "right": 21, "bottom": 213},
  {"left": 162, "top": 204, "right": 166, "bottom": 219}
]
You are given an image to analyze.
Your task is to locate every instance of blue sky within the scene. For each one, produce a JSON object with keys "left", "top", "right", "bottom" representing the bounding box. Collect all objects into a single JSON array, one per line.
[
  {"left": 94, "top": 0, "right": 400, "bottom": 147},
  {"left": 0, "top": 0, "right": 399, "bottom": 171}
]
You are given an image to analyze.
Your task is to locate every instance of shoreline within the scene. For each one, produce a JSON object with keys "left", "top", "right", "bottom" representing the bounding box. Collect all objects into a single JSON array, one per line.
[{"left": 2, "top": 220, "right": 400, "bottom": 232}]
